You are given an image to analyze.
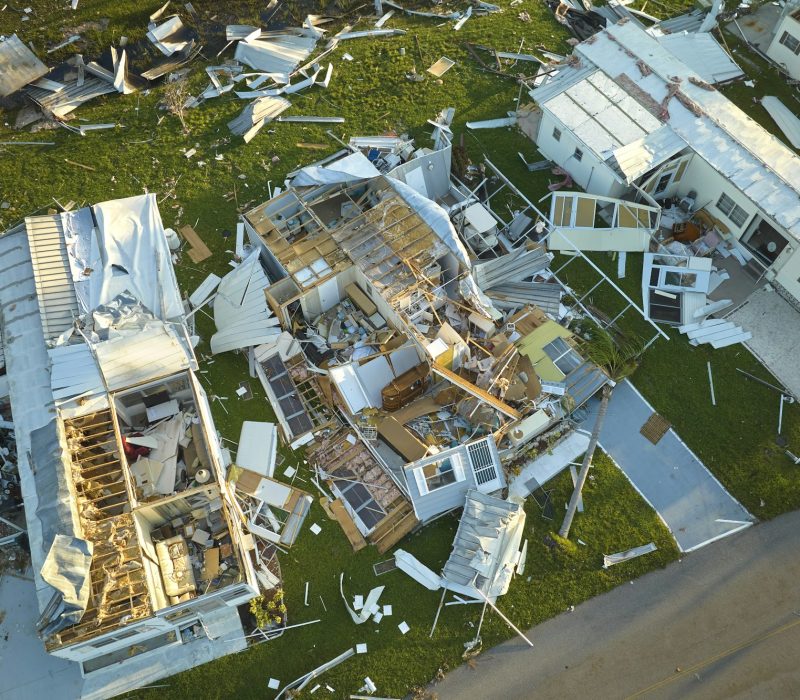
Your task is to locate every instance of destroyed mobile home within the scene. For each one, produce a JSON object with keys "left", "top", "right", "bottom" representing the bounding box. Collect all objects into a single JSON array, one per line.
[
  {"left": 200, "top": 113, "right": 614, "bottom": 599},
  {"left": 0, "top": 195, "right": 268, "bottom": 696}
]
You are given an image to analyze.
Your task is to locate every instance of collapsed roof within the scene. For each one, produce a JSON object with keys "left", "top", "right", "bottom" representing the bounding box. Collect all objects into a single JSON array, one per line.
[
  {"left": 0, "top": 195, "right": 253, "bottom": 652},
  {"left": 233, "top": 115, "right": 610, "bottom": 541}
]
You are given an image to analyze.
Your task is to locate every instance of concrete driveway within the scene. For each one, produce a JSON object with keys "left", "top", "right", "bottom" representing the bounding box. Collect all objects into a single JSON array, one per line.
[
  {"left": 436, "top": 509, "right": 800, "bottom": 699},
  {"left": 580, "top": 380, "right": 753, "bottom": 552}
]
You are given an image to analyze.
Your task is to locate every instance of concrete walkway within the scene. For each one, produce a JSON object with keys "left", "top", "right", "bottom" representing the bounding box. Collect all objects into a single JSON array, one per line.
[
  {"left": 580, "top": 380, "right": 753, "bottom": 552},
  {"left": 437, "top": 508, "right": 800, "bottom": 700}
]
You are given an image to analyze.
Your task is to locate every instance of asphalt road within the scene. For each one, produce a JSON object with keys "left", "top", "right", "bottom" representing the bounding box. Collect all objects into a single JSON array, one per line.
[{"left": 437, "top": 510, "right": 800, "bottom": 700}]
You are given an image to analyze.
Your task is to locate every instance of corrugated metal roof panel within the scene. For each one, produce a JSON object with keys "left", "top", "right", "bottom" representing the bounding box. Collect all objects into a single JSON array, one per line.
[
  {"left": 94, "top": 323, "right": 191, "bottom": 391},
  {"left": 559, "top": 22, "right": 800, "bottom": 242},
  {"left": 48, "top": 344, "right": 104, "bottom": 401},
  {"left": 761, "top": 96, "right": 800, "bottom": 149},
  {"left": 0, "top": 227, "right": 80, "bottom": 611},
  {"left": 656, "top": 32, "right": 743, "bottom": 84},
  {"left": 486, "top": 282, "right": 563, "bottom": 317},
  {"left": 610, "top": 125, "right": 687, "bottom": 183},
  {"left": 0, "top": 34, "right": 48, "bottom": 97},
  {"left": 211, "top": 249, "right": 279, "bottom": 353},
  {"left": 441, "top": 489, "right": 525, "bottom": 598},
  {"left": 472, "top": 247, "right": 550, "bottom": 290},
  {"left": 657, "top": 9, "right": 706, "bottom": 34},
  {"left": 530, "top": 63, "right": 596, "bottom": 105},
  {"left": 25, "top": 214, "right": 80, "bottom": 341},
  {"left": 27, "top": 77, "right": 116, "bottom": 118}
]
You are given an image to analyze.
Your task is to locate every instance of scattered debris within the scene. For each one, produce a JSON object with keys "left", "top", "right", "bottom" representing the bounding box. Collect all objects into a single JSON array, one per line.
[
  {"left": 707, "top": 361, "right": 716, "bottom": 407},
  {"left": 228, "top": 96, "right": 291, "bottom": 142},
  {"left": 602, "top": 542, "right": 658, "bottom": 568},
  {"left": 46, "top": 35, "right": 81, "bottom": 54},
  {"left": 427, "top": 56, "right": 455, "bottom": 77},
  {"left": 0, "top": 34, "right": 48, "bottom": 97},
  {"left": 147, "top": 15, "right": 191, "bottom": 57},
  {"left": 276, "top": 648, "right": 357, "bottom": 698},
  {"left": 177, "top": 224, "right": 212, "bottom": 262}
]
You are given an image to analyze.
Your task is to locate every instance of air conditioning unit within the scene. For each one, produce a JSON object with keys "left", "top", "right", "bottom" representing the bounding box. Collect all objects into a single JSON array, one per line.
[{"left": 509, "top": 409, "right": 552, "bottom": 447}]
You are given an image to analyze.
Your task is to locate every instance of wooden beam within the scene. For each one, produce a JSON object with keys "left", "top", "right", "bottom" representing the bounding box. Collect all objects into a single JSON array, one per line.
[{"left": 431, "top": 362, "right": 521, "bottom": 419}]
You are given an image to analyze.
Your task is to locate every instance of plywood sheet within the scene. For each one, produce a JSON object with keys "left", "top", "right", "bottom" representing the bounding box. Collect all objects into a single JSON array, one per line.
[
  {"left": 330, "top": 498, "right": 367, "bottom": 552},
  {"left": 179, "top": 225, "right": 212, "bottom": 262}
]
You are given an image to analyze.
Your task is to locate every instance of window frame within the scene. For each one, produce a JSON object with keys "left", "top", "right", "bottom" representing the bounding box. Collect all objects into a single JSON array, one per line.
[
  {"left": 654, "top": 172, "right": 673, "bottom": 195},
  {"left": 716, "top": 192, "right": 748, "bottom": 228},
  {"left": 573, "top": 147, "right": 584, "bottom": 162},
  {"left": 780, "top": 31, "right": 800, "bottom": 55},
  {"left": 552, "top": 126, "right": 562, "bottom": 141}
]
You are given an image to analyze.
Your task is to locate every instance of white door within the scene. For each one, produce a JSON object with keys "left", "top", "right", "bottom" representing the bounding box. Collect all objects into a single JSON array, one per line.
[{"left": 318, "top": 276, "right": 340, "bottom": 312}]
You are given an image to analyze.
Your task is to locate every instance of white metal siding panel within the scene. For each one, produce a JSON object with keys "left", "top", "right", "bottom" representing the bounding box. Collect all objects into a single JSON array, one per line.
[
  {"left": 94, "top": 324, "right": 191, "bottom": 391},
  {"left": 48, "top": 344, "right": 105, "bottom": 401},
  {"left": 25, "top": 214, "right": 80, "bottom": 341}
]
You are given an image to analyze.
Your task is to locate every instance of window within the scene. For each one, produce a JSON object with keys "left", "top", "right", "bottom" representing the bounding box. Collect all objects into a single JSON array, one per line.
[
  {"left": 542, "top": 337, "right": 583, "bottom": 376},
  {"left": 573, "top": 148, "right": 584, "bottom": 162},
  {"left": 654, "top": 173, "right": 673, "bottom": 195},
  {"left": 663, "top": 271, "right": 698, "bottom": 288},
  {"left": 221, "top": 585, "right": 251, "bottom": 604},
  {"left": 552, "top": 126, "right": 562, "bottom": 141},
  {"left": 716, "top": 193, "right": 749, "bottom": 228},
  {"left": 674, "top": 159, "right": 688, "bottom": 183},
  {"left": 413, "top": 454, "right": 466, "bottom": 494},
  {"left": 780, "top": 31, "right": 800, "bottom": 55},
  {"left": 86, "top": 627, "right": 142, "bottom": 649},
  {"left": 424, "top": 458, "right": 457, "bottom": 491}
]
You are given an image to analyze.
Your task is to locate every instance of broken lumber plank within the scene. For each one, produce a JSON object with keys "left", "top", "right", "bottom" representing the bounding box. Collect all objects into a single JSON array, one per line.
[
  {"left": 64, "top": 158, "right": 96, "bottom": 171},
  {"left": 432, "top": 362, "right": 521, "bottom": 419},
  {"left": 178, "top": 225, "right": 212, "bottom": 262}
]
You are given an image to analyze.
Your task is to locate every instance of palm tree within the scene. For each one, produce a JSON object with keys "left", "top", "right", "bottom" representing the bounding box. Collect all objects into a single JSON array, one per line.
[{"left": 559, "top": 327, "right": 643, "bottom": 539}]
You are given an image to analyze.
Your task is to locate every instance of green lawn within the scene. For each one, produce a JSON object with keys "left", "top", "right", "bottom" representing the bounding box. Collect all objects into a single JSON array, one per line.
[
  {"left": 553, "top": 250, "right": 800, "bottom": 521},
  {"left": 0, "top": 2, "right": 795, "bottom": 697}
]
